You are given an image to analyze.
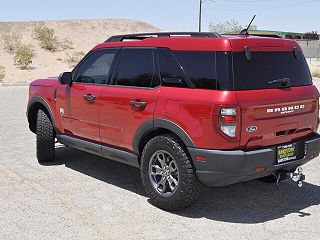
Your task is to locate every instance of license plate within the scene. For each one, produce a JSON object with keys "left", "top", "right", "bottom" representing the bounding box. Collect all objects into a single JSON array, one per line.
[{"left": 277, "top": 143, "right": 297, "bottom": 164}]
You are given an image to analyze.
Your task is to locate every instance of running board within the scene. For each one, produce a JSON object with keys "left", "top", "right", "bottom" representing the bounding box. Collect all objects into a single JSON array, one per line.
[{"left": 57, "top": 135, "right": 139, "bottom": 168}]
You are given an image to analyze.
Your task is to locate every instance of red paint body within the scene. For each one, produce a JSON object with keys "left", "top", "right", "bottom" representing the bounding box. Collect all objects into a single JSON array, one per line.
[{"left": 28, "top": 35, "right": 319, "bottom": 153}]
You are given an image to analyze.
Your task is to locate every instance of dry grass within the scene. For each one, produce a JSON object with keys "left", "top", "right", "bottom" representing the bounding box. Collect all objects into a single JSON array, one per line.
[
  {"left": 33, "top": 24, "right": 73, "bottom": 52},
  {"left": 312, "top": 68, "right": 320, "bottom": 78},
  {"left": 14, "top": 44, "right": 36, "bottom": 70},
  {"left": 1, "top": 33, "right": 21, "bottom": 53},
  {"left": 0, "top": 66, "right": 5, "bottom": 81},
  {"left": 33, "top": 24, "right": 60, "bottom": 52},
  {"left": 64, "top": 51, "right": 85, "bottom": 68}
]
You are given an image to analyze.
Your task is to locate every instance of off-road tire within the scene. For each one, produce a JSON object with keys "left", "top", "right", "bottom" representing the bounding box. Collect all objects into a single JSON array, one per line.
[
  {"left": 36, "top": 109, "right": 55, "bottom": 163},
  {"left": 141, "top": 134, "right": 203, "bottom": 211}
]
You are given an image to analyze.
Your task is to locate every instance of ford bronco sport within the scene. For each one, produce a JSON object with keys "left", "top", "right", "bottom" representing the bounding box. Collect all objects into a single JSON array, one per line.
[{"left": 27, "top": 32, "right": 320, "bottom": 211}]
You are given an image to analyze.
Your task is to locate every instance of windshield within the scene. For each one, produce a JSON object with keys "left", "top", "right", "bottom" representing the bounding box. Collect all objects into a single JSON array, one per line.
[{"left": 232, "top": 51, "right": 312, "bottom": 90}]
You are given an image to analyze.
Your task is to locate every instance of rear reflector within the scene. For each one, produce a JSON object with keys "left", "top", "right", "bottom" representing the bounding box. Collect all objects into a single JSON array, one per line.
[
  {"left": 196, "top": 155, "right": 207, "bottom": 161},
  {"left": 256, "top": 166, "right": 266, "bottom": 173}
]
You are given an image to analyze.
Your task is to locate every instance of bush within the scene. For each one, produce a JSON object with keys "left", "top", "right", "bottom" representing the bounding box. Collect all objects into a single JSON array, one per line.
[
  {"left": 0, "top": 66, "right": 5, "bottom": 81},
  {"left": 1, "top": 33, "right": 21, "bottom": 53},
  {"left": 33, "top": 24, "right": 60, "bottom": 52},
  {"left": 60, "top": 38, "right": 74, "bottom": 50},
  {"left": 312, "top": 68, "right": 320, "bottom": 78},
  {"left": 14, "top": 44, "right": 36, "bottom": 70},
  {"left": 64, "top": 51, "right": 85, "bottom": 68}
]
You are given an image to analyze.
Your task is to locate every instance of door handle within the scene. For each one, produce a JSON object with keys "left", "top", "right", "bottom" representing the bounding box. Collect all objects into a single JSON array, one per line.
[
  {"left": 83, "top": 94, "right": 96, "bottom": 102},
  {"left": 130, "top": 100, "right": 147, "bottom": 111}
]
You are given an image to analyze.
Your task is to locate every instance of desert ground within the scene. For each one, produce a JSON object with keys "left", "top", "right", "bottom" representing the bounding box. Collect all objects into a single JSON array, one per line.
[
  {"left": 0, "top": 84, "right": 320, "bottom": 240},
  {"left": 0, "top": 19, "right": 160, "bottom": 84}
]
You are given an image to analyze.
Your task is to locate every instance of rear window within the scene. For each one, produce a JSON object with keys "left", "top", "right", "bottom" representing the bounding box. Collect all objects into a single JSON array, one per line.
[{"left": 232, "top": 51, "right": 312, "bottom": 90}]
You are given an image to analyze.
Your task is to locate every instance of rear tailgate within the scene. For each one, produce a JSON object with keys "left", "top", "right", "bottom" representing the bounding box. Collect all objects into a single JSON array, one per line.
[{"left": 236, "top": 85, "right": 319, "bottom": 149}]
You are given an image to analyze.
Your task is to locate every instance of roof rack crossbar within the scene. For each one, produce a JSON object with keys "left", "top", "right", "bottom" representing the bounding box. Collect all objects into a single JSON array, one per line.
[{"left": 105, "top": 32, "right": 221, "bottom": 42}]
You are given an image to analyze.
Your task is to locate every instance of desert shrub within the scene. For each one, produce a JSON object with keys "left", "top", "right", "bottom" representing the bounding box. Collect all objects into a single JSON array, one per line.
[
  {"left": 64, "top": 51, "right": 85, "bottom": 68},
  {"left": 33, "top": 24, "right": 60, "bottom": 52},
  {"left": 312, "top": 68, "right": 320, "bottom": 78},
  {"left": 0, "top": 66, "right": 5, "bottom": 81},
  {"left": 14, "top": 44, "right": 36, "bottom": 69},
  {"left": 1, "top": 33, "right": 21, "bottom": 53},
  {"left": 60, "top": 38, "right": 74, "bottom": 50}
]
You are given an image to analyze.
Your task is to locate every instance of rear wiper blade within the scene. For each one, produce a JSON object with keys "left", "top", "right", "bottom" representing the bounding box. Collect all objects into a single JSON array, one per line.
[{"left": 267, "top": 78, "right": 291, "bottom": 86}]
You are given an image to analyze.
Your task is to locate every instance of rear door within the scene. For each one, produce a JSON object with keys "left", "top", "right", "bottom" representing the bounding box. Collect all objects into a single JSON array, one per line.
[
  {"left": 99, "top": 48, "right": 159, "bottom": 151},
  {"left": 232, "top": 50, "right": 319, "bottom": 149},
  {"left": 56, "top": 49, "right": 118, "bottom": 141}
]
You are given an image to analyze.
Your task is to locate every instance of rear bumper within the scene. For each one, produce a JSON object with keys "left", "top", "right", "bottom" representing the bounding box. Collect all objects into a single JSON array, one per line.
[{"left": 188, "top": 134, "right": 320, "bottom": 187}]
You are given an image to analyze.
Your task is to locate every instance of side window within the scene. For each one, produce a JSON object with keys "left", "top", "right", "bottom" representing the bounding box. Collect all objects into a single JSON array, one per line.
[
  {"left": 75, "top": 49, "right": 118, "bottom": 84},
  {"left": 158, "top": 48, "right": 189, "bottom": 88},
  {"left": 174, "top": 51, "right": 217, "bottom": 90},
  {"left": 114, "top": 49, "right": 155, "bottom": 88}
]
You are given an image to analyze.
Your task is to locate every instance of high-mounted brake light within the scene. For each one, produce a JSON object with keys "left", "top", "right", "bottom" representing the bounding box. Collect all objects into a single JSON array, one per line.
[{"left": 219, "top": 108, "right": 238, "bottom": 138}]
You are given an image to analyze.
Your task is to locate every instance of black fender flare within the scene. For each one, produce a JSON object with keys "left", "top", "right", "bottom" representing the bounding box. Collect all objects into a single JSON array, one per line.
[
  {"left": 27, "top": 96, "right": 56, "bottom": 131},
  {"left": 132, "top": 118, "right": 195, "bottom": 153}
]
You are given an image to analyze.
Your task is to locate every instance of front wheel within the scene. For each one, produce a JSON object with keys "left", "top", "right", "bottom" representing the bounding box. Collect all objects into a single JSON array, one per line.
[
  {"left": 36, "top": 109, "right": 55, "bottom": 163},
  {"left": 140, "top": 134, "right": 203, "bottom": 211}
]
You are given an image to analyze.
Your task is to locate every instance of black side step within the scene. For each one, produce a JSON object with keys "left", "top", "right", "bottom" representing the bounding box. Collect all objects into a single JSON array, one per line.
[{"left": 57, "top": 135, "right": 139, "bottom": 168}]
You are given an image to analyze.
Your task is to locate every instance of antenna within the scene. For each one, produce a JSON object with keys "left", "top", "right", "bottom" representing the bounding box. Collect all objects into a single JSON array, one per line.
[{"left": 240, "top": 15, "right": 256, "bottom": 35}]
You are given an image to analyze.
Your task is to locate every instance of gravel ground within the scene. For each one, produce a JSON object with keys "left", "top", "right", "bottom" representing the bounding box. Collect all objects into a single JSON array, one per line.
[{"left": 1, "top": 86, "right": 320, "bottom": 240}]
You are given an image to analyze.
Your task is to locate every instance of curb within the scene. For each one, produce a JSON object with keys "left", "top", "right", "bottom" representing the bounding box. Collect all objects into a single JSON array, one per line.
[{"left": 0, "top": 83, "right": 29, "bottom": 87}]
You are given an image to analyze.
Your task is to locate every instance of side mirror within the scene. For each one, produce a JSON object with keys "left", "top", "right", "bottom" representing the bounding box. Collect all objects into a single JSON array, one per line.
[{"left": 58, "top": 72, "right": 72, "bottom": 85}]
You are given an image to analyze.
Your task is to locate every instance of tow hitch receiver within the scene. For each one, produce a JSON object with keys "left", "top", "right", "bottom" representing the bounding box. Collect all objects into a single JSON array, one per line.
[
  {"left": 287, "top": 167, "right": 305, "bottom": 187},
  {"left": 276, "top": 167, "right": 305, "bottom": 187}
]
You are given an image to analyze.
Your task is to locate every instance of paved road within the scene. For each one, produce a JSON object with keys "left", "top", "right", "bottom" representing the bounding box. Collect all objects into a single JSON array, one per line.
[{"left": 1, "top": 86, "right": 320, "bottom": 240}]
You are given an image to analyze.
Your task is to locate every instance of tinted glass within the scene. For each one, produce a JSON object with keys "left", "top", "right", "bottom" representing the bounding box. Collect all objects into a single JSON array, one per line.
[
  {"left": 232, "top": 51, "right": 312, "bottom": 90},
  {"left": 174, "top": 51, "right": 217, "bottom": 90},
  {"left": 76, "top": 49, "right": 118, "bottom": 84},
  {"left": 115, "top": 49, "right": 154, "bottom": 88},
  {"left": 158, "top": 48, "right": 189, "bottom": 88}
]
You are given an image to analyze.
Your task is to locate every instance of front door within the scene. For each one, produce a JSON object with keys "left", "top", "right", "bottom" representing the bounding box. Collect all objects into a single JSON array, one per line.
[
  {"left": 56, "top": 48, "right": 119, "bottom": 142},
  {"left": 99, "top": 48, "right": 159, "bottom": 151}
]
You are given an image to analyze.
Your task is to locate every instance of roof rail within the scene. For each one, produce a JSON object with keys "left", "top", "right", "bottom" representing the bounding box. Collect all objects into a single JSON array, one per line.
[{"left": 105, "top": 32, "right": 221, "bottom": 42}]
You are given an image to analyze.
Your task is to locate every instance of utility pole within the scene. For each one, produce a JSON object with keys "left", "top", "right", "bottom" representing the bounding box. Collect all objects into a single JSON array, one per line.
[{"left": 199, "top": 0, "right": 203, "bottom": 32}]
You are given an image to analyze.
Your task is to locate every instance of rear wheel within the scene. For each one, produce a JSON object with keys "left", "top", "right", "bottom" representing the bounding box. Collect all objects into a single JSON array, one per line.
[
  {"left": 36, "top": 109, "right": 55, "bottom": 163},
  {"left": 141, "top": 134, "right": 203, "bottom": 211}
]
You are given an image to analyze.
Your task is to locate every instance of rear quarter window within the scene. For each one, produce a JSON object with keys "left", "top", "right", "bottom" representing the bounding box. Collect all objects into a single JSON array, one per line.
[
  {"left": 158, "top": 49, "right": 218, "bottom": 90},
  {"left": 174, "top": 51, "right": 217, "bottom": 90}
]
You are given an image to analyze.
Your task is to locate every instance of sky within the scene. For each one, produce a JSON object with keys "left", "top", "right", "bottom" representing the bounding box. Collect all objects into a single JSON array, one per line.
[{"left": 0, "top": 0, "right": 320, "bottom": 33}]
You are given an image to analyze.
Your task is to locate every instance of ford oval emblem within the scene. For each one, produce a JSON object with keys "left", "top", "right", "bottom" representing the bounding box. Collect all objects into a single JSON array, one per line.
[{"left": 246, "top": 126, "right": 257, "bottom": 133}]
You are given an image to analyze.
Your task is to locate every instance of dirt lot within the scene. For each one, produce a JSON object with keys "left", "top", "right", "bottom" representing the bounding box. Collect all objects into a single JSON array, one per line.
[{"left": 1, "top": 85, "right": 320, "bottom": 240}]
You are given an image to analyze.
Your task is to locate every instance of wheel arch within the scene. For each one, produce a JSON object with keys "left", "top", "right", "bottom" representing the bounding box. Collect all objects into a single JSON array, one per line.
[
  {"left": 133, "top": 119, "right": 195, "bottom": 155},
  {"left": 27, "top": 96, "right": 55, "bottom": 134}
]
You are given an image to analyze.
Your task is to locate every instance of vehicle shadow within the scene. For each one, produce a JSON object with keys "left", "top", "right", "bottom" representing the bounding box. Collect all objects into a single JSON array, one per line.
[{"left": 47, "top": 145, "right": 320, "bottom": 224}]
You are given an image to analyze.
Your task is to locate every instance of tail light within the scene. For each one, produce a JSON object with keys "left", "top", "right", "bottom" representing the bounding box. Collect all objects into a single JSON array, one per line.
[{"left": 218, "top": 107, "right": 240, "bottom": 140}]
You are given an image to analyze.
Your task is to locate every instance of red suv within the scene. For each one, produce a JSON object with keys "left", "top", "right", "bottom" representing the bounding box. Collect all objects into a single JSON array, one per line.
[{"left": 27, "top": 32, "right": 320, "bottom": 210}]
